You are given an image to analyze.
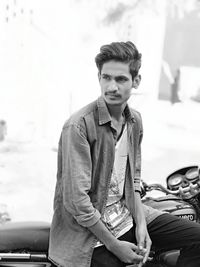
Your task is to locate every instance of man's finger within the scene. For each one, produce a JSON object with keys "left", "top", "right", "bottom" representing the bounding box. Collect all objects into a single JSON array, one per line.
[
  {"left": 129, "top": 242, "right": 140, "bottom": 251},
  {"left": 137, "top": 240, "right": 145, "bottom": 254},
  {"left": 142, "top": 241, "right": 151, "bottom": 263}
]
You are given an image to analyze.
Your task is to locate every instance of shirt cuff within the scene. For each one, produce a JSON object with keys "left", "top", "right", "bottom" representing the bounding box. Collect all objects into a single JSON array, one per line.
[
  {"left": 134, "top": 183, "right": 141, "bottom": 192},
  {"left": 76, "top": 209, "right": 101, "bottom": 228}
]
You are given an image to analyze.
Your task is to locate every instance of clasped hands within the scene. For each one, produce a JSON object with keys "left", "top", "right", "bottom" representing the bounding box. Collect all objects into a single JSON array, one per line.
[{"left": 107, "top": 239, "right": 151, "bottom": 266}]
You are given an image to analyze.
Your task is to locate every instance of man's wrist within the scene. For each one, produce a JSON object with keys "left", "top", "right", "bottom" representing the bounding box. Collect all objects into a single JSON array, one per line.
[
  {"left": 106, "top": 237, "right": 120, "bottom": 251},
  {"left": 135, "top": 189, "right": 141, "bottom": 194},
  {"left": 88, "top": 220, "right": 118, "bottom": 249}
]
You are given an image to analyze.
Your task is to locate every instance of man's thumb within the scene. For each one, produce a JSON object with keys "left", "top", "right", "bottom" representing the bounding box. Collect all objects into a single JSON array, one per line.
[{"left": 130, "top": 242, "right": 139, "bottom": 251}]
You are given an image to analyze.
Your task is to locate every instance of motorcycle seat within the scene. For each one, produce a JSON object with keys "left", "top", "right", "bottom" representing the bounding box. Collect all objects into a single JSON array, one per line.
[
  {"left": 158, "top": 249, "right": 180, "bottom": 267},
  {"left": 0, "top": 221, "right": 50, "bottom": 253}
]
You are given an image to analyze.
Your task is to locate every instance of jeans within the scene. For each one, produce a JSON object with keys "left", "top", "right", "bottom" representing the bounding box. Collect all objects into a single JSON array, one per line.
[{"left": 90, "top": 213, "right": 200, "bottom": 267}]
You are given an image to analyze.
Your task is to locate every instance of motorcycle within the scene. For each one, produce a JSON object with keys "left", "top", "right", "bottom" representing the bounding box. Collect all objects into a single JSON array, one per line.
[
  {"left": 0, "top": 165, "right": 200, "bottom": 267},
  {"left": 142, "top": 165, "right": 200, "bottom": 267}
]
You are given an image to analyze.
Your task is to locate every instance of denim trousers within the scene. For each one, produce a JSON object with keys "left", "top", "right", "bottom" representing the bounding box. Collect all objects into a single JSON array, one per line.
[{"left": 90, "top": 213, "right": 200, "bottom": 267}]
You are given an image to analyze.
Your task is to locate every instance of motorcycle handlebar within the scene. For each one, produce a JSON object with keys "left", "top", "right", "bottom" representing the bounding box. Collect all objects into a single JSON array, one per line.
[{"left": 143, "top": 181, "right": 200, "bottom": 197}]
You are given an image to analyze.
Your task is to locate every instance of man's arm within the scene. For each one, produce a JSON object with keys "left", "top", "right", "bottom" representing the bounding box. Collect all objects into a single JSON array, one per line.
[
  {"left": 133, "top": 191, "right": 152, "bottom": 264},
  {"left": 61, "top": 123, "right": 101, "bottom": 227},
  {"left": 133, "top": 112, "right": 151, "bottom": 264}
]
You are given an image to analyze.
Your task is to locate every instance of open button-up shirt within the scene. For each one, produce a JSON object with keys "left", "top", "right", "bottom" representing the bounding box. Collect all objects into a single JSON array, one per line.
[{"left": 49, "top": 96, "right": 163, "bottom": 267}]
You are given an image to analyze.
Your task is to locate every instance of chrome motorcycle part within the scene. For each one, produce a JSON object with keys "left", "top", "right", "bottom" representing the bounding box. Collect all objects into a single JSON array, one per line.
[
  {"left": 185, "top": 167, "right": 199, "bottom": 182},
  {"left": 167, "top": 173, "right": 183, "bottom": 190}
]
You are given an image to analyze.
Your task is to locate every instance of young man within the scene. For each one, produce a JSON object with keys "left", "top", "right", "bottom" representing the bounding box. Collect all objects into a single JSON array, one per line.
[{"left": 49, "top": 41, "right": 200, "bottom": 267}]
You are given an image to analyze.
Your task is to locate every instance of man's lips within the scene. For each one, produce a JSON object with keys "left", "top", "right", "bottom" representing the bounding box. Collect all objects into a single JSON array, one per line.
[{"left": 106, "top": 93, "right": 121, "bottom": 98}]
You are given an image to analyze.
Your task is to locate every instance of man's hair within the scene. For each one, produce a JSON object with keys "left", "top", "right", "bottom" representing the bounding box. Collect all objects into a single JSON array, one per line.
[{"left": 95, "top": 41, "right": 142, "bottom": 79}]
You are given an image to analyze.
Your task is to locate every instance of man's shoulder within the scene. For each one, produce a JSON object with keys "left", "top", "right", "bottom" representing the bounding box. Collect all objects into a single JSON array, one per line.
[
  {"left": 128, "top": 106, "right": 143, "bottom": 133},
  {"left": 129, "top": 107, "right": 142, "bottom": 121},
  {"left": 63, "top": 99, "right": 97, "bottom": 129}
]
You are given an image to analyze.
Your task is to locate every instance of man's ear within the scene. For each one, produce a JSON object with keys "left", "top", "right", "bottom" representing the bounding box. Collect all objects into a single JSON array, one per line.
[
  {"left": 98, "top": 72, "right": 101, "bottom": 82},
  {"left": 132, "top": 74, "right": 141, "bottom": 89}
]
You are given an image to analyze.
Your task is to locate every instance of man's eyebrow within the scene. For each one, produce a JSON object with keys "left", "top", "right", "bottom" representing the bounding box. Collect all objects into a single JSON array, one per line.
[
  {"left": 101, "top": 73, "right": 128, "bottom": 78},
  {"left": 115, "top": 75, "right": 128, "bottom": 78},
  {"left": 101, "top": 73, "right": 110, "bottom": 75},
  {"left": 101, "top": 73, "right": 111, "bottom": 77},
  {"left": 114, "top": 75, "right": 129, "bottom": 80}
]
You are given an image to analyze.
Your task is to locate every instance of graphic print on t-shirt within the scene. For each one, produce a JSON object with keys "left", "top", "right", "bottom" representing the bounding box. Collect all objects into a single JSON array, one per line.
[{"left": 102, "top": 124, "right": 133, "bottom": 237}]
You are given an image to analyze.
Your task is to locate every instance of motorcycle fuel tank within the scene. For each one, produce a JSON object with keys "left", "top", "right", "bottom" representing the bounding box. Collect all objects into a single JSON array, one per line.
[{"left": 143, "top": 194, "right": 197, "bottom": 222}]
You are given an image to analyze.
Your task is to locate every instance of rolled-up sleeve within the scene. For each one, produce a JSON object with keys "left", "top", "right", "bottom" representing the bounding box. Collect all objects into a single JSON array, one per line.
[{"left": 61, "top": 123, "right": 101, "bottom": 227}]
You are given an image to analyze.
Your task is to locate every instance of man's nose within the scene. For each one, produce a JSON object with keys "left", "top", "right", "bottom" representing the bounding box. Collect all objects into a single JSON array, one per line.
[{"left": 107, "top": 80, "right": 118, "bottom": 92}]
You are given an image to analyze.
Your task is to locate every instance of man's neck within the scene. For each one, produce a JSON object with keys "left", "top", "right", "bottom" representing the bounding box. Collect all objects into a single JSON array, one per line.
[{"left": 107, "top": 103, "right": 126, "bottom": 122}]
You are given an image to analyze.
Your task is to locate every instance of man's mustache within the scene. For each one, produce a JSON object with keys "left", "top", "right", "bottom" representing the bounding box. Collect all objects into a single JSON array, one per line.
[{"left": 105, "top": 92, "right": 121, "bottom": 97}]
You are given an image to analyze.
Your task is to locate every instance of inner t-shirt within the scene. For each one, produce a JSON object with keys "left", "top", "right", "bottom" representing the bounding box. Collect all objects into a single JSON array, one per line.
[{"left": 96, "top": 124, "right": 133, "bottom": 247}]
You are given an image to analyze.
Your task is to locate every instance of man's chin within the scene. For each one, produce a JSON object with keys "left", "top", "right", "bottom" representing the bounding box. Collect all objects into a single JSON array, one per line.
[{"left": 104, "top": 99, "right": 123, "bottom": 106}]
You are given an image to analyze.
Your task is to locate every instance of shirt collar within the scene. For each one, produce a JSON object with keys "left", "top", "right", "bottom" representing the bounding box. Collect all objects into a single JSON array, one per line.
[
  {"left": 97, "top": 96, "right": 136, "bottom": 125},
  {"left": 124, "top": 104, "right": 136, "bottom": 123},
  {"left": 97, "top": 96, "right": 111, "bottom": 125}
]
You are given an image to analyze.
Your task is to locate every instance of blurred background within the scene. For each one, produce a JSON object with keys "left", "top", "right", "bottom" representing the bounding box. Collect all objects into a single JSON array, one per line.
[{"left": 0, "top": 0, "right": 200, "bottom": 222}]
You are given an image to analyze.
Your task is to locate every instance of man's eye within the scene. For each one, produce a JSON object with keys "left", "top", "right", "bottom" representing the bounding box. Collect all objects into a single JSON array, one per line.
[
  {"left": 116, "top": 77, "right": 128, "bottom": 83},
  {"left": 102, "top": 75, "right": 111, "bottom": 81}
]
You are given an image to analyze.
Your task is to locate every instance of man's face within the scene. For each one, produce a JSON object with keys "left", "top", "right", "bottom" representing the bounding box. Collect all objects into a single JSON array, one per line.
[{"left": 98, "top": 60, "right": 140, "bottom": 106}]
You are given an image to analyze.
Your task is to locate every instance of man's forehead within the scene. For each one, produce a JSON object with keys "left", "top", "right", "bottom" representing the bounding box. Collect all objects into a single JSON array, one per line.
[{"left": 101, "top": 61, "right": 131, "bottom": 76}]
